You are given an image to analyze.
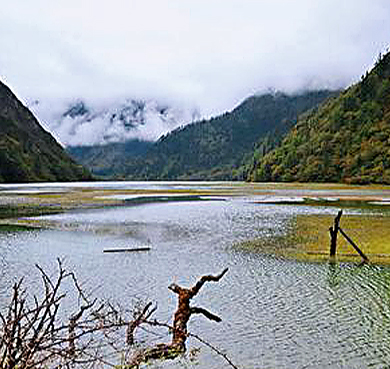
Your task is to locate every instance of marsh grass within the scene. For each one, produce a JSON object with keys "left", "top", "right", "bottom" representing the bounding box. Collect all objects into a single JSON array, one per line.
[
  {"left": 0, "top": 204, "right": 63, "bottom": 219},
  {"left": 0, "top": 224, "right": 39, "bottom": 232},
  {"left": 296, "top": 213, "right": 390, "bottom": 262},
  {"left": 3, "top": 183, "right": 390, "bottom": 264},
  {"left": 238, "top": 212, "right": 390, "bottom": 264},
  {"left": 0, "top": 188, "right": 227, "bottom": 231}
]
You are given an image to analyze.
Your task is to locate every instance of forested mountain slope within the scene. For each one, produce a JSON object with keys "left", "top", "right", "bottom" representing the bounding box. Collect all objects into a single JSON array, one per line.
[
  {"left": 67, "top": 139, "right": 153, "bottom": 178},
  {"left": 0, "top": 81, "right": 92, "bottom": 183},
  {"left": 249, "top": 51, "right": 390, "bottom": 184},
  {"left": 71, "top": 90, "right": 336, "bottom": 180}
]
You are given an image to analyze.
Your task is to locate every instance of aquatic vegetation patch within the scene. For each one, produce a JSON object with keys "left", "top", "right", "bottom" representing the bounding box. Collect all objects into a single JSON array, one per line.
[
  {"left": 294, "top": 213, "right": 390, "bottom": 261},
  {"left": 237, "top": 213, "right": 390, "bottom": 264},
  {"left": 302, "top": 197, "right": 390, "bottom": 211},
  {"left": 123, "top": 194, "right": 221, "bottom": 205},
  {"left": 0, "top": 223, "right": 39, "bottom": 232},
  {"left": 0, "top": 203, "right": 64, "bottom": 219}
]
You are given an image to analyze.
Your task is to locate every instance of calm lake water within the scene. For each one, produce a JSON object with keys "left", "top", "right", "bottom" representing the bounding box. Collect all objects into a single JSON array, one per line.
[{"left": 1, "top": 182, "right": 390, "bottom": 368}]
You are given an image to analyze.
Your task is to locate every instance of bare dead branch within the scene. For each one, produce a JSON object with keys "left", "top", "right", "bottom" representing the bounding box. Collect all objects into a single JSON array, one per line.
[
  {"left": 143, "top": 319, "right": 239, "bottom": 369},
  {"left": 190, "top": 307, "right": 222, "bottom": 322},
  {"left": 0, "top": 261, "right": 106, "bottom": 369},
  {"left": 189, "top": 267, "right": 229, "bottom": 297},
  {"left": 1, "top": 264, "right": 234, "bottom": 369},
  {"left": 126, "top": 301, "right": 157, "bottom": 346}
]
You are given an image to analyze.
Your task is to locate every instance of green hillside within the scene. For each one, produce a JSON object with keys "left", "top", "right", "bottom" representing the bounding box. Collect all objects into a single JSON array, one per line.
[
  {"left": 0, "top": 80, "right": 92, "bottom": 183},
  {"left": 67, "top": 139, "right": 152, "bottom": 178},
  {"left": 73, "top": 90, "right": 335, "bottom": 180},
  {"left": 249, "top": 51, "right": 390, "bottom": 184}
]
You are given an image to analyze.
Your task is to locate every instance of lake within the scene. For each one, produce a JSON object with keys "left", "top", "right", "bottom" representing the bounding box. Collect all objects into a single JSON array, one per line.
[{"left": 1, "top": 181, "right": 390, "bottom": 368}]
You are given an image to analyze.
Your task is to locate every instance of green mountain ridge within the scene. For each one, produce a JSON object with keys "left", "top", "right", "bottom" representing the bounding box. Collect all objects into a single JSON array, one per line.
[
  {"left": 67, "top": 139, "right": 153, "bottom": 177},
  {"left": 0, "top": 80, "right": 92, "bottom": 183},
  {"left": 249, "top": 51, "right": 390, "bottom": 184},
  {"left": 69, "top": 90, "right": 336, "bottom": 180}
]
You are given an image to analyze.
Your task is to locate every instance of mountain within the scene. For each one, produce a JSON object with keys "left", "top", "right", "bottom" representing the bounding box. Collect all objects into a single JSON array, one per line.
[
  {"left": 30, "top": 99, "right": 200, "bottom": 146},
  {"left": 0, "top": 80, "right": 92, "bottom": 183},
  {"left": 249, "top": 51, "right": 390, "bottom": 184},
  {"left": 67, "top": 139, "right": 153, "bottom": 177},
  {"left": 69, "top": 90, "right": 337, "bottom": 180}
]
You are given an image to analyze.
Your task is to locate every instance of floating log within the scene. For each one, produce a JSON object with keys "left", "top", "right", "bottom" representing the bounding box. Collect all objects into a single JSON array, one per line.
[{"left": 103, "top": 247, "right": 151, "bottom": 253}]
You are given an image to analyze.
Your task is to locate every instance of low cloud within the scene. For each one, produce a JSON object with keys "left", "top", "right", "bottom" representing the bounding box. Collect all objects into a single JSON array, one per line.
[
  {"left": 1, "top": 0, "right": 390, "bottom": 124},
  {"left": 30, "top": 98, "right": 199, "bottom": 146}
]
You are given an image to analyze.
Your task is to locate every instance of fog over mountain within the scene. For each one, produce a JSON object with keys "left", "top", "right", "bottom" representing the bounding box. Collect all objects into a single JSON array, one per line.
[
  {"left": 29, "top": 98, "right": 200, "bottom": 146},
  {"left": 2, "top": 1, "right": 390, "bottom": 123}
]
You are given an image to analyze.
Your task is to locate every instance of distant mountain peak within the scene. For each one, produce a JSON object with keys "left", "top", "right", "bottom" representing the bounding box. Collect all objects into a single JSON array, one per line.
[
  {"left": 30, "top": 98, "right": 200, "bottom": 147},
  {"left": 62, "top": 100, "right": 89, "bottom": 118},
  {"left": 68, "top": 89, "right": 337, "bottom": 180}
]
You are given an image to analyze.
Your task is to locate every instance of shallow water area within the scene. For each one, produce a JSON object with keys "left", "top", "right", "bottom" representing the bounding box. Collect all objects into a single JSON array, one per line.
[{"left": 2, "top": 181, "right": 390, "bottom": 368}]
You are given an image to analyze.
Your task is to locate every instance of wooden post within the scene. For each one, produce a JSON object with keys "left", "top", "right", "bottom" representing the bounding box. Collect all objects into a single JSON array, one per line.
[
  {"left": 329, "top": 210, "right": 343, "bottom": 257},
  {"left": 339, "top": 227, "right": 369, "bottom": 263}
]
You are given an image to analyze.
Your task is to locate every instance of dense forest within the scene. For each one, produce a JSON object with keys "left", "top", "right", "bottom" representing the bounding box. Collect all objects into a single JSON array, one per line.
[
  {"left": 69, "top": 90, "right": 336, "bottom": 180},
  {"left": 68, "top": 139, "right": 153, "bottom": 178},
  {"left": 248, "top": 51, "right": 390, "bottom": 184},
  {"left": 0, "top": 81, "right": 92, "bottom": 183}
]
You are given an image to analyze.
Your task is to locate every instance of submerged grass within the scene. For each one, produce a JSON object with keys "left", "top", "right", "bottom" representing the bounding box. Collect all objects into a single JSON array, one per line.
[
  {"left": 295, "top": 213, "right": 390, "bottom": 263},
  {"left": 3, "top": 183, "right": 390, "bottom": 264},
  {"left": 0, "top": 204, "right": 64, "bottom": 219},
  {"left": 0, "top": 224, "right": 39, "bottom": 232},
  {"left": 0, "top": 188, "right": 226, "bottom": 230},
  {"left": 238, "top": 212, "right": 390, "bottom": 264}
]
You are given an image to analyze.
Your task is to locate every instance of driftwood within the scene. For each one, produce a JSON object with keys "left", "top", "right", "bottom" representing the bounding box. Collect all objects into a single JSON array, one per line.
[
  {"left": 128, "top": 267, "right": 229, "bottom": 367},
  {"left": 103, "top": 247, "right": 151, "bottom": 253}
]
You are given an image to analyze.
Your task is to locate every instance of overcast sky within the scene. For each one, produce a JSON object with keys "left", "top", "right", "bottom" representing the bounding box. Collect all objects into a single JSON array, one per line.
[{"left": 1, "top": 0, "right": 390, "bottom": 117}]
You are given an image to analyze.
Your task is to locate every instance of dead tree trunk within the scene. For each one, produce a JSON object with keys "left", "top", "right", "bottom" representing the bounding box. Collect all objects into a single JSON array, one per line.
[
  {"left": 168, "top": 267, "right": 228, "bottom": 351},
  {"left": 129, "top": 268, "right": 228, "bottom": 366},
  {"left": 329, "top": 210, "right": 343, "bottom": 256}
]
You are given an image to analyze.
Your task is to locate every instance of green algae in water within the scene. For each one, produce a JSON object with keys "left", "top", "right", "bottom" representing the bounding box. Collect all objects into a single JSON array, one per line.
[
  {"left": 0, "top": 224, "right": 39, "bottom": 232},
  {"left": 236, "top": 213, "right": 390, "bottom": 265}
]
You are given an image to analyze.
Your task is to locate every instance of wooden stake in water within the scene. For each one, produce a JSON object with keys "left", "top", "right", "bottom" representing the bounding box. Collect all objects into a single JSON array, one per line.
[
  {"left": 339, "top": 227, "right": 369, "bottom": 263},
  {"left": 329, "top": 210, "right": 343, "bottom": 257},
  {"left": 328, "top": 210, "right": 369, "bottom": 263}
]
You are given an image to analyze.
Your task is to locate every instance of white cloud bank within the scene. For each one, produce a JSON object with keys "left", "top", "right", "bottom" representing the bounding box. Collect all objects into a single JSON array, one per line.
[
  {"left": 1, "top": 0, "right": 390, "bottom": 120},
  {"left": 29, "top": 98, "right": 199, "bottom": 146}
]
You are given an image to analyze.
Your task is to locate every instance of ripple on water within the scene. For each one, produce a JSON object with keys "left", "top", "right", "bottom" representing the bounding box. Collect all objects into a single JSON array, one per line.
[
  {"left": 226, "top": 250, "right": 390, "bottom": 369},
  {"left": 2, "top": 198, "right": 390, "bottom": 368}
]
